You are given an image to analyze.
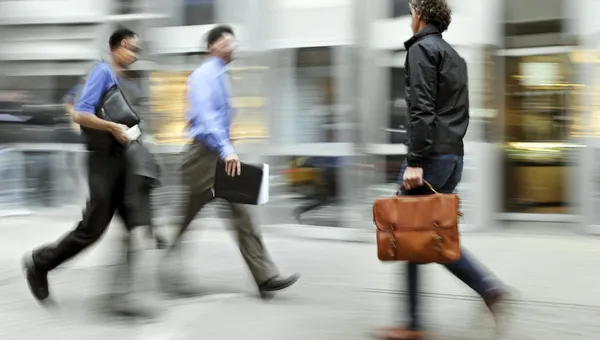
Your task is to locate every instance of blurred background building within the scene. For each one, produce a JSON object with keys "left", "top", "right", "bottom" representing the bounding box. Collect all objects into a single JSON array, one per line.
[{"left": 2, "top": 0, "right": 600, "bottom": 233}]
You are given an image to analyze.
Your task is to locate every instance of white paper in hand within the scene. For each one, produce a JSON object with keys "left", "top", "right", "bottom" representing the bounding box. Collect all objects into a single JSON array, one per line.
[
  {"left": 257, "top": 164, "right": 269, "bottom": 205},
  {"left": 125, "top": 125, "right": 141, "bottom": 141}
]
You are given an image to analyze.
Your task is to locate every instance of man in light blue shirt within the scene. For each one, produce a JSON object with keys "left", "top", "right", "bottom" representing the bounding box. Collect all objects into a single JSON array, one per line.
[
  {"left": 185, "top": 53, "right": 235, "bottom": 160},
  {"left": 161, "top": 25, "right": 299, "bottom": 298}
]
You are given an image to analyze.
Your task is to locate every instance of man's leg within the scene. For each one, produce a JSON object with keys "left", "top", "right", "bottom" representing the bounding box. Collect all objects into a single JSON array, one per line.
[
  {"left": 170, "top": 189, "right": 214, "bottom": 249},
  {"left": 105, "top": 180, "right": 159, "bottom": 318},
  {"left": 443, "top": 249, "right": 509, "bottom": 320},
  {"left": 23, "top": 153, "right": 120, "bottom": 303},
  {"left": 159, "top": 189, "right": 214, "bottom": 297},
  {"left": 294, "top": 190, "right": 328, "bottom": 222},
  {"left": 170, "top": 142, "right": 219, "bottom": 248},
  {"left": 443, "top": 249, "right": 495, "bottom": 297},
  {"left": 224, "top": 202, "right": 299, "bottom": 296},
  {"left": 160, "top": 143, "right": 219, "bottom": 297},
  {"left": 407, "top": 262, "right": 420, "bottom": 330}
]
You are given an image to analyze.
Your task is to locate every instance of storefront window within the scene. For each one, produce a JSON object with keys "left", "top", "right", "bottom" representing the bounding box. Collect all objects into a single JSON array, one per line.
[
  {"left": 388, "top": 67, "right": 408, "bottom": 144},
  {"left": 502, "top": 53, "right": 581, "bottom": 214},
  {"left": 149, "top": 71, "right": 191, "bottom": 144},
  {"left": 116, "top": 0, "right": 136, "bottom": 15},
  {"left": 184, "top": 0, "right": 215, "bottom": 26},
  {"left": 569, "top": 50, "right": 600, "bottom": 137},
  {"left": 149, "top": 55, "right": 269, "bottom": 144},
  {"left": 480, "top": 47, "right": 501, "bottom": 142},
  {"left": 294, "top": 47, "right": 336, "bottom": 143},
  {"left": 391, "top": 0, "right": 410, "bottom": 17}
]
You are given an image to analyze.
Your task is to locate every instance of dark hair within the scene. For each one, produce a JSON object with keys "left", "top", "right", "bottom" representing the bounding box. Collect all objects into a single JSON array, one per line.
[
  {"left": 109, "top": 28, "right": 137, "bottom": 51},
  {"left": 206, "top": 25, "right": 234, "bottom": 48},
  {"left": 410, "top": 0, "right": 452, "bottom": 33}
]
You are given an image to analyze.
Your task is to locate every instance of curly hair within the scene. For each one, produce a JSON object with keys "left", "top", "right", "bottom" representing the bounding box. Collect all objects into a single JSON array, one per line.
[{"left": 410, "top": 0, "right": 452, "bottom": 33}]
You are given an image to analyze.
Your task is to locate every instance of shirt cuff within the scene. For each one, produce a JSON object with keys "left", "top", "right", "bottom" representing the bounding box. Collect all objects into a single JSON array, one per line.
[
  {"left": 406, "top": 157, "right": 423, "bottom": 168},
  {"left": 219, "top": 144, "right": 236, "bottom": 159}
]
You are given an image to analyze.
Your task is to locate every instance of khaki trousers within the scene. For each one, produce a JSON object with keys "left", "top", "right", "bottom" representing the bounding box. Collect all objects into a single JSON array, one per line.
[{"left": 176, "top": 141, "right": 278, "bottom": 285}]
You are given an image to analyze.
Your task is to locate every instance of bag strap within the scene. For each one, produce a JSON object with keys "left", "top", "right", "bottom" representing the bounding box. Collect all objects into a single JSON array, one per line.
[{"left": 399, "top": 180, "right": 439, "bottom": 194}]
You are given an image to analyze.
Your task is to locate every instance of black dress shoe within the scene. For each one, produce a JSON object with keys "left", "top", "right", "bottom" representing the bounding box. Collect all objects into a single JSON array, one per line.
[
  {"left": 22, "top": 252, "right": 50, "bottom": 302},
  {"left": 259, "top": 274, "right": 300, "bottom": 293}
]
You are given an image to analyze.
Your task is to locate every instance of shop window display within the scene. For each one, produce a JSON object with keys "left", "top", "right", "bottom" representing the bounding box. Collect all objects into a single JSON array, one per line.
[{"left": 503, "top": 53, "right": 582, "bottom": 214}]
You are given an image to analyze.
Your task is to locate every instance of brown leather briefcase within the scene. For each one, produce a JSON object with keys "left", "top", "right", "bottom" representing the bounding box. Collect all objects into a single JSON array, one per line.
[{"left": 373, "top": 182, "right": 461, "bottom": 264}]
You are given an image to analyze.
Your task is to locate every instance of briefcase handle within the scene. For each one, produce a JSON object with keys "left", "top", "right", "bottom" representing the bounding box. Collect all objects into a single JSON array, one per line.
[{"left": 398, "top": 180, "right": 439, "bottom": 195}]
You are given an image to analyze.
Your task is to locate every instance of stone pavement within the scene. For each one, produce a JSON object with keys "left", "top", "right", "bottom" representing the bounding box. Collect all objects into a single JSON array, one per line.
[{"left": 1, "top": 214, "right": 600, "bottom": 340}]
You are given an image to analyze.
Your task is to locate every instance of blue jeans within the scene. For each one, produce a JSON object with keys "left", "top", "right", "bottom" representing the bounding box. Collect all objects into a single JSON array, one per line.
[{"left": 398, "top": 154, "right": 498, "bottom": 330}]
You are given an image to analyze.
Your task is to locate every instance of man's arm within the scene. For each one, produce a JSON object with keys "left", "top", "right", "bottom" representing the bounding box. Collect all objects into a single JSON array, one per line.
[
  {"left": 72, "top": 65, "right": 121, "bottom": 134},
  {"left": 188, "top": 72, "right": 235, "bottom": 159},
  {"left": 406, "top": 44, "right": 438, "bottom": 168}
]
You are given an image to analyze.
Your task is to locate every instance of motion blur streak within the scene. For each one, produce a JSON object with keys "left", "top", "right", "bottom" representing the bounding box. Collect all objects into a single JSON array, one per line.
[{"left": 1, "top": 0, "right": 600, "bottom": 339}]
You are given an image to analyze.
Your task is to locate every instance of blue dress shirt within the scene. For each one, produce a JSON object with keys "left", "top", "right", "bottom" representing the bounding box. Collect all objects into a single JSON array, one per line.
[
  {"left": 186, "top": 56, "right": 234, "bottom": 159},
  {"left": 74, "top": 62, "right": 118, "bottom": 114}
]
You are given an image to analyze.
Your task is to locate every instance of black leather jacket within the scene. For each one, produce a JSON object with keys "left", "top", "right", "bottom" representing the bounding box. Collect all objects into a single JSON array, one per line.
[{"left": 403, "top": 24, "right": 470, "bottom": 167}]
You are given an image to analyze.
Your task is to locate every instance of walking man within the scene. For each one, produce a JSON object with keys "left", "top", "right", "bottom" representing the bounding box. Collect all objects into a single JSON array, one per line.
[
  {"left": 379, "top": 1, "right": 509, "bottom": 339},
  {"left": 22, "top": 28, "right": 156, "bottom": 317},
  {"left": 160, "top": 25, "right": 299, "bottom": 298}
]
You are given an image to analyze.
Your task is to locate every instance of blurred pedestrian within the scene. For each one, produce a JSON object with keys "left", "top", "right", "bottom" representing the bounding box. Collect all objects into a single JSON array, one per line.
[
  {"left": 22, "top": 28, "right": 157, "bottom": 317},
  {"left": 160, "top": 25, "right": 299, "bottom": 298},
  {"left": 294, "top": 156, "right": 339, "bottom": 223},
  {"left": 378, "top": 1, "right": 509, "bottom": 339}
]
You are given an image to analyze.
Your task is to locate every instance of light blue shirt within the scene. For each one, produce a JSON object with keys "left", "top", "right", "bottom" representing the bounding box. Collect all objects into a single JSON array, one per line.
[{"left": 186, "top": 56, "right": 234, "bottom": 159}]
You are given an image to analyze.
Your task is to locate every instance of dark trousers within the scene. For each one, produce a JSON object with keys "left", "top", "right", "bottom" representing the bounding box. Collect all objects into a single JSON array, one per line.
[
  {"left": 398, "top": 154, "right": 498, "bottom": 330},
  {"left": 297, "top": 167, "right": 337, "bottom": 215},
  {"left": 33, "top": 151, "right": 133, "bottom": 272}
]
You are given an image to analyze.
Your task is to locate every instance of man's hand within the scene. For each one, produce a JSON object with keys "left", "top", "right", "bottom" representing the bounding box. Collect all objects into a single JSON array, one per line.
[
  {"left": 109, "top": 123, "right": 129, "bottom": 144},
  {"left": 402, "top": 166, "right": 424, "bottom": 190},
  {"left": 224, "top": 153, "right": 241, "bottom": 177}
]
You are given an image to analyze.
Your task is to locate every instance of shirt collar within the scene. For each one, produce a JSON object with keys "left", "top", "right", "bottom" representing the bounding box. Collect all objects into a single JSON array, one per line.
[
  {"left": 404, "top": 24, "right": 441, "bottom": 50},
  {"left": 207, "top": 56, "right": 227, "bottom": 70}
]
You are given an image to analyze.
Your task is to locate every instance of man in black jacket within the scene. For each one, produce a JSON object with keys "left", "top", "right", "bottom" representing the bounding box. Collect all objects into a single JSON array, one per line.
[{"left": 379, "top": 1, "right": 509, "bottom": 339}]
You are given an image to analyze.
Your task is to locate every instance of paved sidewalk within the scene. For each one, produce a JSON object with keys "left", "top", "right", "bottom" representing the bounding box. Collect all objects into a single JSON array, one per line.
[{"left": 1, "top": 215, "right": 600, "bottom": 339}]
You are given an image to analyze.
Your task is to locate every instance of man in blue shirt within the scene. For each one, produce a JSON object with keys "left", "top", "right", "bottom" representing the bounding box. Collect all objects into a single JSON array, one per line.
[
  {"left": 161, "top": 25, "right": 299, "bottom": 298},
  {"left": 22, "top": 28, "right": 156, "bottom": 317}
]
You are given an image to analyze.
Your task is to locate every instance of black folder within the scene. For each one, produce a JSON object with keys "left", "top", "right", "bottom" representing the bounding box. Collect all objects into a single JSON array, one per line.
[{"left": 213, "top": 160, "right": 269, "bottom": 205}]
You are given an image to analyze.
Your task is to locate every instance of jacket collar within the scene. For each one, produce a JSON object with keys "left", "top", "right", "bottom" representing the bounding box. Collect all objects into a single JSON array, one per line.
[{"left": 404, "top": 24, "right": 442, "bottom": 50}]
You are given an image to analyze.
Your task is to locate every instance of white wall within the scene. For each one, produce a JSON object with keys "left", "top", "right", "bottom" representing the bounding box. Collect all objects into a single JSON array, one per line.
[
  {"left": 267, "top": 0, "right": 354, "bottom": 48},
  {"left": 149, "top": 24, "right": 244, "bottom": 54},
  {"left": 0, "top": 0, "right": 108, "bottom": 24},
  {"left": 1, "top": 61, "right": 95, "bottom": 76},
  {"left": 0, "top": 24, "right": 102, "bottom": 61},
  {"left": 150, "top": 0, "right": 354, "bottom": 52},
  {"left": 568, "top": 0, "right": 600, "bottom": 38},
  {"left": 0, "top": 41, "right": 99, "bottom": 61},
  {"left": 370, "top": 0, "right": 502, "bottom": 50}
]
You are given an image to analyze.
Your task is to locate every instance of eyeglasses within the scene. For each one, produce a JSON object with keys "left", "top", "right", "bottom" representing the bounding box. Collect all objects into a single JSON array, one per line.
[{"left": 124, "top": 42, "right": 142, "bottom": 55}]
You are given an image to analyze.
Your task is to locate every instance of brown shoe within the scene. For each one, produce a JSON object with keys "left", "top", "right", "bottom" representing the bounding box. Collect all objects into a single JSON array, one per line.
[
  {"left": 484, "top": 288, "right": 513, "bottom": 334},
  {"left": 484, "top": 289, "right": 508, "bottom": 317},
  {"left": 377, "top": 328, "right": 426, "bottom": 340}
]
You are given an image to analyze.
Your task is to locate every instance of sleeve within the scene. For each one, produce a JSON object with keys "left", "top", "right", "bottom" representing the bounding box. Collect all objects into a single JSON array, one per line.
[
  {"left": 62, "top": 84, "right": 83, "bottom": 105},
  {"left": 74, "top": 65, "right": 110, "bottom": 115},
  {"left": 187, "top": 72, "right": 235, "bottom": 159},
  {"left": 406, "top": 44, "right": 438, "bottom": 168}
]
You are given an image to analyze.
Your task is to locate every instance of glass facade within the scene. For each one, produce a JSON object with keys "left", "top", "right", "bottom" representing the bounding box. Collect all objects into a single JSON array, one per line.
[{"left": 7, "top": 0, "right": 600, "bottom": 231}]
